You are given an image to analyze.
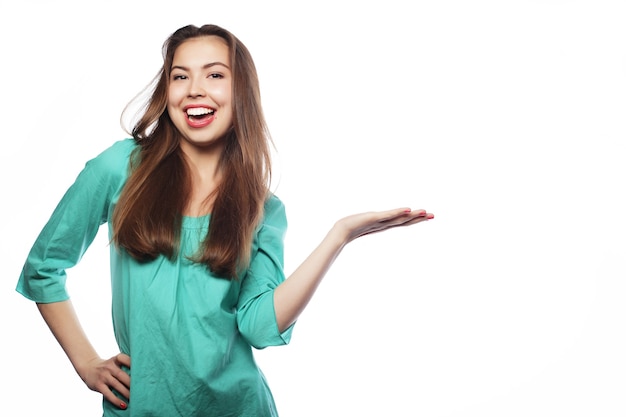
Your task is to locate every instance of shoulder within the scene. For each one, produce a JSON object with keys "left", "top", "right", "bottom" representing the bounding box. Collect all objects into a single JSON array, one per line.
[
  {"left": 86, "top": 138, "right": 137, "bottom": 171},
  {"left": 263, "top": 193, "right": 287, "bottom": 228},
  {"left": 256, "top": 193, "right": 288, "bottom": 242},
  {"left": 66, "top": 138, "right": 138, "bottom": 194},
  {"left": 81, "top": 138, "right": 138, "bottom": 182},
  {"left": 252, "top": 194, "right": 287, "bottom": 255}
]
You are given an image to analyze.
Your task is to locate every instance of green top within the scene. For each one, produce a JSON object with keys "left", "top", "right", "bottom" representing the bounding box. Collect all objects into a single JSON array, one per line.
[{"left": 17, "top": 138, "right": 293, "bottom": 416}]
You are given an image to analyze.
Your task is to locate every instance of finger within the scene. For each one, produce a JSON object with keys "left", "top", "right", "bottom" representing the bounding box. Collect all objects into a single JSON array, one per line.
[
  {"left": 362, "top": 210, "right": 410, "bottom": 227},
  {"left": 102, "top": 354, "right": 132, "bottom": 405},
  {"left": 113, "top": 366, "right": 131, "bottom": 389},
  {"left": 353, "top": 220, "right": 416, "bottom": 238},
  {"left": 406, "top": 210, "right": 434, "bottom": 221},
  {"left": 368, "top": 213, "right": 432, "bottom": 236},
  {"left": 404, "top": 209, "right": 432, "bottom": 218},
  {"left": 113, "top": 353, "right": 131, "bottom": 388},
  {"left": 115, "top": 353, "right": 131, "bottom": 368},
  {"left": 378, "top": 209, "right": 429, "bottom": 226},
  {"left": 395, "top": 213, "right": 433, "bottom": 227},
  {"left": 99, "top": 384, "right": 129, "bottom": 410},
  {"left": 107, "top": 374, "right": 131, "bottom": 401}
]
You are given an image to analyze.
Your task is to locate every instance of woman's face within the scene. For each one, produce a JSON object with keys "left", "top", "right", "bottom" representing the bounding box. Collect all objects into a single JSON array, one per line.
[{"left": 167, "top": 36, "right": 233, "bottom": 153}]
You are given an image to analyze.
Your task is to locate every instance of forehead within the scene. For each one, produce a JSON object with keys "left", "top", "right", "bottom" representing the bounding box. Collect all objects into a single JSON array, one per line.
[{"left": 171, "top": 36, "right": 230, "bottom": 67}]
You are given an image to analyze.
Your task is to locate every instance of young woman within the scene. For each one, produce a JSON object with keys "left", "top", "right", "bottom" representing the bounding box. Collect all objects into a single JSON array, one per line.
[{"left": 17, "top": 24, "right": 434, "bottom": 416}]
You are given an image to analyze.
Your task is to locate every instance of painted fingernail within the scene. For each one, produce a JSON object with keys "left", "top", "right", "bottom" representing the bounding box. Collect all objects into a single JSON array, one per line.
[{"left": 120, "top": 402, "right": 127, "bottom": 409}]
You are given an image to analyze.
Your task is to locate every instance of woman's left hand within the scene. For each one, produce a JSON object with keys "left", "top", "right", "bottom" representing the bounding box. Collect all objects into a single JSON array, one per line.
[{"left": 335, "top": 208, "right": 434, "bottom": 243}]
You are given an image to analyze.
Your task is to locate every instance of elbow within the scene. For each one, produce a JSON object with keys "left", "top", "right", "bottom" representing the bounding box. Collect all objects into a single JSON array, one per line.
[{"left": 237, "top": 292, "right": 293, "bottom": 349}]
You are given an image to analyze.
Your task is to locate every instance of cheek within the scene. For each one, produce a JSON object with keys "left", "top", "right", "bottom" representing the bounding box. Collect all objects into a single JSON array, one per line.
[
  {"left": 212, "top": 85, "right": 232, "bottom": 105},
  {"left": 167, "top": 86, "right": 184, "bottom": 105}
]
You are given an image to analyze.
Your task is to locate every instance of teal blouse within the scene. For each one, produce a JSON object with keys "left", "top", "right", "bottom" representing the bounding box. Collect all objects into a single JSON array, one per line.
[{"left": 17, "top": 138, "right": 293, "bottom": 416}]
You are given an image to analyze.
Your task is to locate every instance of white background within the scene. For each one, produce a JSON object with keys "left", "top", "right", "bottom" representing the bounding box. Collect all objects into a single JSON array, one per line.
[{"left": 2, "top": 0, "right": 625, "bottom": 416}]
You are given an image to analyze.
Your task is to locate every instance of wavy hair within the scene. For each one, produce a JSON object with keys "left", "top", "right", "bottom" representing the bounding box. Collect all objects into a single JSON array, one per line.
[{"left": 112, "top": 24, "right": 272, "bottom": 279}]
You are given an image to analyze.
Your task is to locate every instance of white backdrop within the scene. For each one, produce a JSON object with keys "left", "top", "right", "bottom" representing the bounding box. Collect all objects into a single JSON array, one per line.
[{"left": 2, "top": 1, "right": 625, "bottom": 416}]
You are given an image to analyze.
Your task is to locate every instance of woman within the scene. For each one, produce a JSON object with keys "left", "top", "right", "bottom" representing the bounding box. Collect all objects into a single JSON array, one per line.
[{"left": 17, "top": 24, "right": 433, "bottom": 416}]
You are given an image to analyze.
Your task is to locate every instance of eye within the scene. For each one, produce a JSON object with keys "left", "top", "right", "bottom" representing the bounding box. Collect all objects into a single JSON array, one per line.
[
  {"left": 208, "top": 73, "right": 224, "bottom": 79},
  {"left": 172, "top": 74, "right": 188, "bottom": 81}
]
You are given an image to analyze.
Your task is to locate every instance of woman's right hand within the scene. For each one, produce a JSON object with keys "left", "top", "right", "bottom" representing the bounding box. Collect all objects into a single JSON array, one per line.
[
  {"left": 36, "top": 301, "right": 132, "bottom": 409},
  {"left": 80, "top": 353, "right": 131, "bottom": 409}
]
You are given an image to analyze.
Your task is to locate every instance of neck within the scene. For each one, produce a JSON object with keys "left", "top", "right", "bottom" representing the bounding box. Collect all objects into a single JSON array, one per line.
[{"left": 180, "top": 143, "right": 224, "bottom": 217}]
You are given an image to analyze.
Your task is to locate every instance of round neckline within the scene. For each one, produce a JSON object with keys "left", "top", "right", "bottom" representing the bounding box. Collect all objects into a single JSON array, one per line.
[{"left": 181, "top": 214, "right": 211, "bottom": 229}]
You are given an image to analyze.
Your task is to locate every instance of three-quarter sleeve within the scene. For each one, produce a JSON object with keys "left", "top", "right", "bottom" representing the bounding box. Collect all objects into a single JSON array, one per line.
[
  {"left": 16, "top": 139, "right": 134, "bottom": 303},
  {"left": 236, "top": 195, "right": 294, "bottom": 349}
]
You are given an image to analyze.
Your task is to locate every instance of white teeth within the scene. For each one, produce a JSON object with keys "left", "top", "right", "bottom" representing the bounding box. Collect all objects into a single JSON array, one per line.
[{"left": 186, "top": 107, "right": 214, "bottom": 116}]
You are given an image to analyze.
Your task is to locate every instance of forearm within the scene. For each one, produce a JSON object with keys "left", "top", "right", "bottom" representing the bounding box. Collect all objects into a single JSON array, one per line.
[
  {"left": 272, "top": 207, "right": 433, "bottom": 332},
  {"left": 273, "top": 224, "right": 348, "bottom": 332},
  {"left": 36, "top": 300, "right": 100, "bottom": 381}
]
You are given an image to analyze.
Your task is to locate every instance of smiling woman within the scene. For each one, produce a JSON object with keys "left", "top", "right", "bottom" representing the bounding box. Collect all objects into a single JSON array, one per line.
[{"left": 15, "top": 23, "right": 434, "bottom": 417}]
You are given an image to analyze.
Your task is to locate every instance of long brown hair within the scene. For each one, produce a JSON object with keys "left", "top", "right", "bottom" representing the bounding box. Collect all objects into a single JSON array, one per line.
[{"left": 112, "top": 24, "right": 273, "bottom": 279}]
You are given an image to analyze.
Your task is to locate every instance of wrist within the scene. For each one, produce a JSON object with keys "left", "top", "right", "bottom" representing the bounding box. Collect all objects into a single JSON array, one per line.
[
  {"left": 328, "top": 220, "right": 351, "bottom": 249},
  {"left": 72, "top": 353, "right": 101, "bottom": 381}
]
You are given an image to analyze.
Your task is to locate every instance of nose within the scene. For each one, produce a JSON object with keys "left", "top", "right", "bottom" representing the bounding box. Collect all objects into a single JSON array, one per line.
[{"left": 188, "top": 77, "right": 206, "bottom": 98}]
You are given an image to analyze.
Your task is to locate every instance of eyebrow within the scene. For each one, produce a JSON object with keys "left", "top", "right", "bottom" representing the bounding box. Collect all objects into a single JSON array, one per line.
[{"left": 171, "top": 62, "right": 230, "bottom": 71}]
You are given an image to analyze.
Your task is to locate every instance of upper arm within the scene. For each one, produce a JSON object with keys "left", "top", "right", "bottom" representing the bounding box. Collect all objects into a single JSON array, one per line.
[
  {"left": 16, "top": 139, "right": 135, "bottom": 303},
  {"left": 236, "top": 195, "right": 293, "bottom": 348}
]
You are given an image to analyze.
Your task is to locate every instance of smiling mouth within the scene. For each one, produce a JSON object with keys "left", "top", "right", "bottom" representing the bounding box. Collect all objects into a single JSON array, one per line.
[{"left": 186, "top": 107, "right": 215, "bottom": 120}]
